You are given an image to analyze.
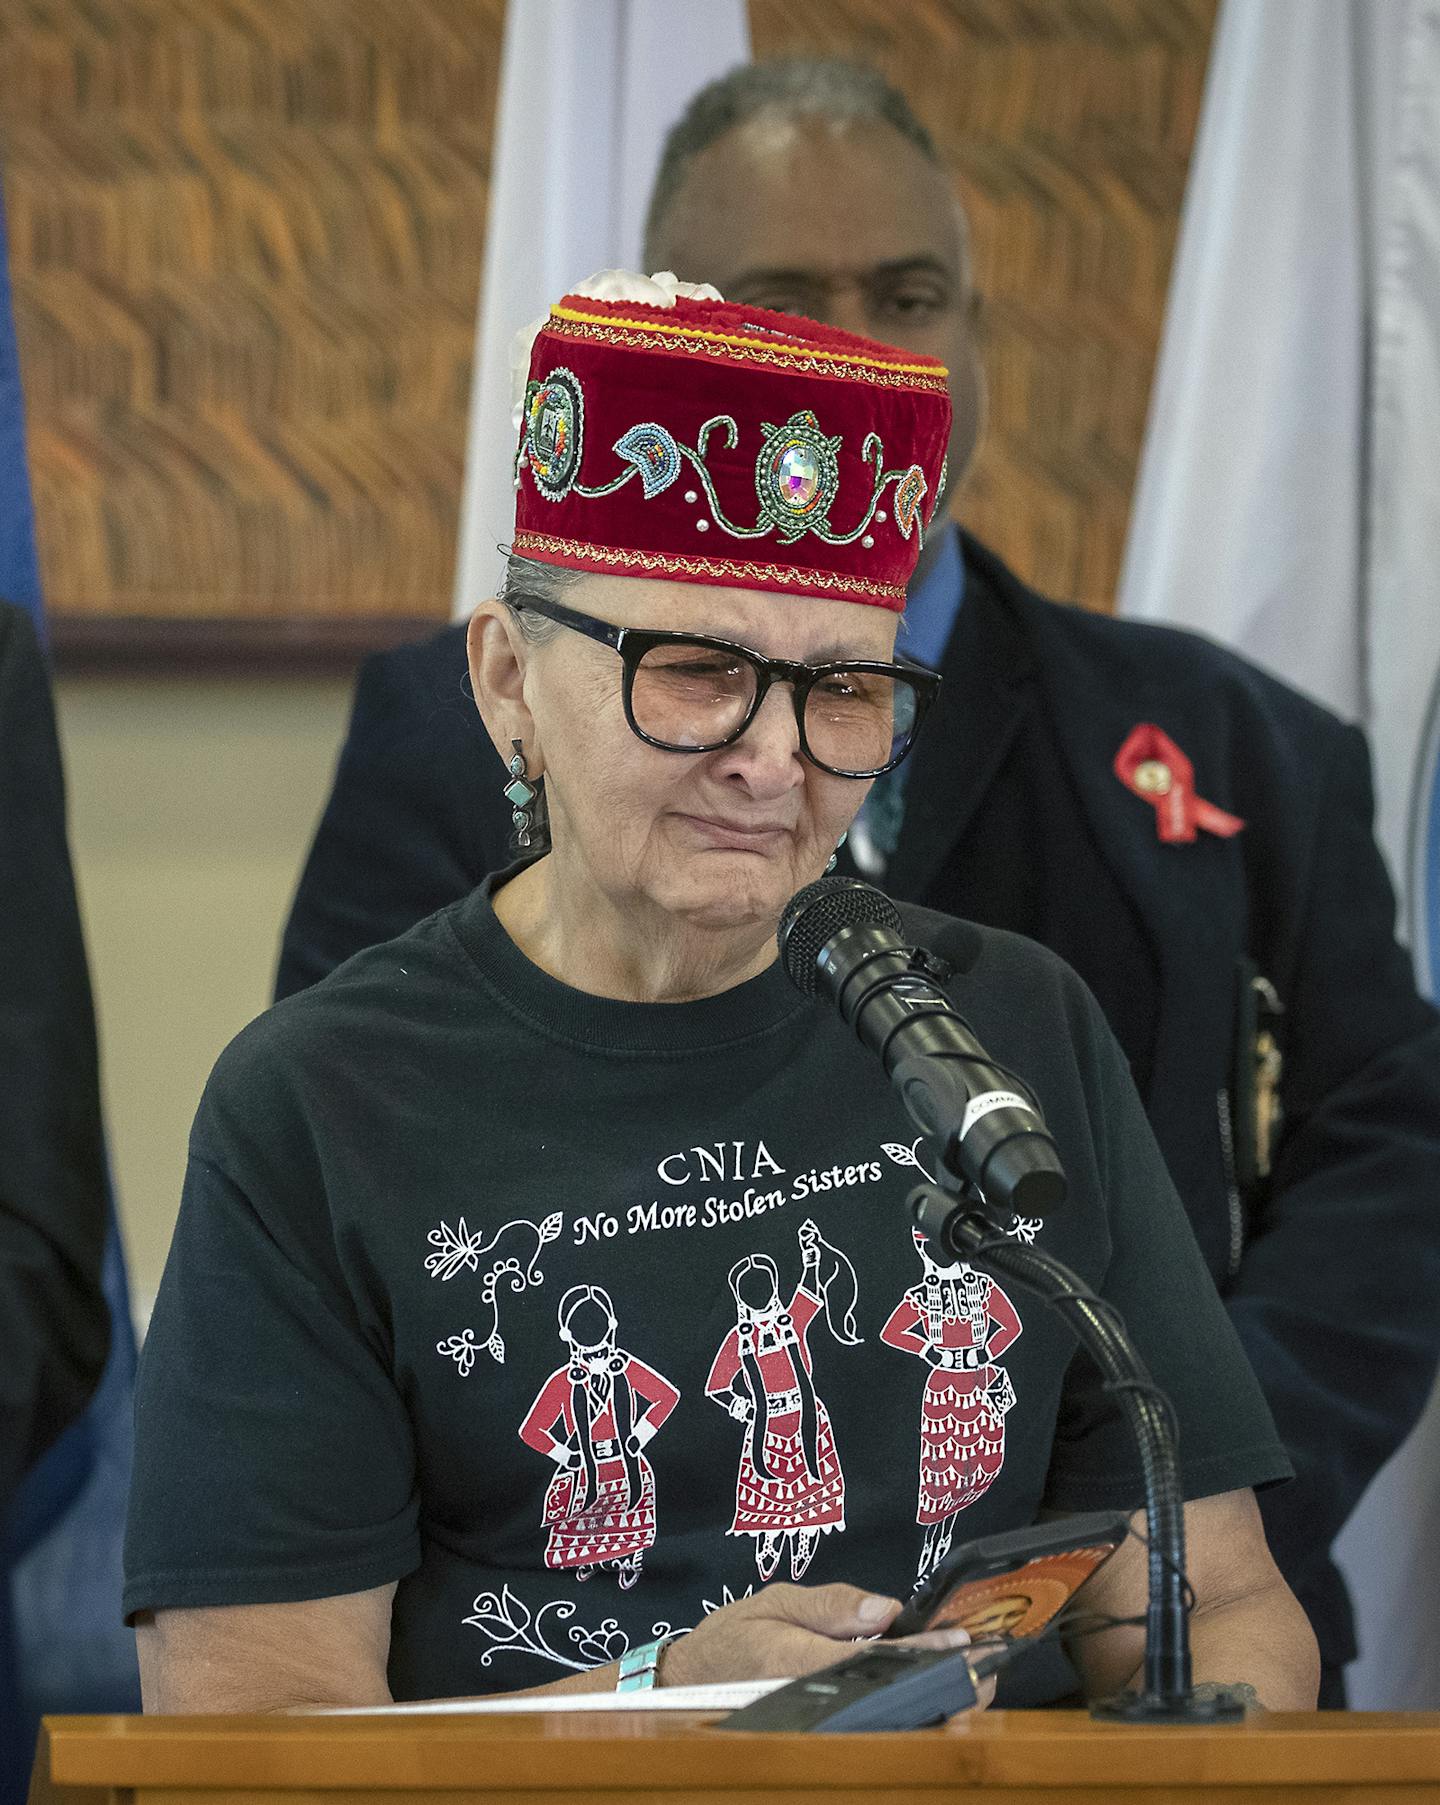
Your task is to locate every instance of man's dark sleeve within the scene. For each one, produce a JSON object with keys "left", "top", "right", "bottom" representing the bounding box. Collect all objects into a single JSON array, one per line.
[
  {"left": 0, "top": 605, "right": 109, "bottom": 1517},
  {"left": 275, "top": 631, "right": 509, "bottom": 1000},
  {"left": 1230, "top": 720, "right": 1440, "bottom": 1597}
]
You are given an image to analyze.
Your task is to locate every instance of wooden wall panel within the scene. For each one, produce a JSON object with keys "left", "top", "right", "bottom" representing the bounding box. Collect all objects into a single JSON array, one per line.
[
  {"left": 0, "top": 0, "right": 1214, "bottom": 666},
  {"left": 0, "top": 0, "right": 503, "bottom": 665}
]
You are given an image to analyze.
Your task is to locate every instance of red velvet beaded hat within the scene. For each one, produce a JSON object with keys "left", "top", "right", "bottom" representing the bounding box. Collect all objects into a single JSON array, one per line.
[{"left": 512, "top": 291, "right": 951, "bottom": 611}]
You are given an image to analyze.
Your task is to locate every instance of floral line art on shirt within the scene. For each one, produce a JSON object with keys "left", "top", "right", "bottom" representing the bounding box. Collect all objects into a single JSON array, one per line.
[
  {"left": 700, "top": 1582, "right": 755, "bottom": 1615},
  {"left": 426, "top": 1209, "right": 564, "bottom": 1367},
  {"left": 463, "top": 1583, "right": 679, "bottom": 1671},
  {"left": 462, "top": 1578, "right": 756, "bottom": 1674}
]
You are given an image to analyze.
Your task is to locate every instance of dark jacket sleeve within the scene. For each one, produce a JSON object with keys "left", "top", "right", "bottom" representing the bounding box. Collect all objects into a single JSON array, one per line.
[
  {"left": 1229, "top": 718, "right": 1440, "bottom": 1597},
  {"left": 274, "top": 628, "right": 510, "bottom": 1000},
  {"left": 0, "top": 604, "right": 109, "bottom": 1518}
]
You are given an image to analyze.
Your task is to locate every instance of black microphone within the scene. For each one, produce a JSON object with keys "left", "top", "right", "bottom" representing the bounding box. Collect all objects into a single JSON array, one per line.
[{"left": 778, "top": 875, "right": 1067, "bottom": 1218}]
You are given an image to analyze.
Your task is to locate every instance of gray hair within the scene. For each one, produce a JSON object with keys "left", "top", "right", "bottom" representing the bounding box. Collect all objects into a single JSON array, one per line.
[
  {"left": 644, "top": 57, "right": 942, "bottom": 266},
  {"left": 496, "top": 553, "right": 586, "bottom": 855},
  {"left": 500, "top": 553, "right": 582, "bottom": 647}
]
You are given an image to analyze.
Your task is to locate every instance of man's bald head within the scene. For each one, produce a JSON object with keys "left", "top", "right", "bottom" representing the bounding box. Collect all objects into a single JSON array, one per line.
[
  {"left": 643, "top": 58, "right": 984, "bottom": 513},
  {"left": 643, "top": 58, "right": 944, "bottom": 263}
]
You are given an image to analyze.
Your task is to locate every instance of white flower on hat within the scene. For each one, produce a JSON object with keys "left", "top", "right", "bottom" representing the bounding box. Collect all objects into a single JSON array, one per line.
[{"left": 509, "top": 269, "right": 724, "bottom": 435}]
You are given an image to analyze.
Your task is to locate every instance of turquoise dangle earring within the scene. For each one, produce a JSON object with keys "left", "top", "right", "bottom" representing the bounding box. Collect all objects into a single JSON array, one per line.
[
  {"left": 505, "top": 739, "right": 538, "bottom": 852},
  {"left": 826, "top": 830, "right": 848, "bottom": 875}
]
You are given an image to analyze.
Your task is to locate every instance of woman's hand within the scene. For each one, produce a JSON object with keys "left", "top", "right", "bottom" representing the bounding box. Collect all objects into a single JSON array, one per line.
[{"left": 660, "top": 1581, "right": 991, "bottom": 1710}]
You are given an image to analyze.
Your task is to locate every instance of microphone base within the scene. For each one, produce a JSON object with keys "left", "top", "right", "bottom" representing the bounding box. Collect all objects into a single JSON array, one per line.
[{"left": 1090, "top": 1685, "right": 1250, "bottom": 1724}]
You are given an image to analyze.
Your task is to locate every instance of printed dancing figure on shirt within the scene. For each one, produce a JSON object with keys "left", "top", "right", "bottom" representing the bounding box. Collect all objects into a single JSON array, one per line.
[
  {"left": 880, "top": 1228, "right": 1023, "bottom": 1586},
  {"left": 518, "top": 1285, "right": 680, "bottom": 1590},
  {"left": 705, "top": 1219, "right": 861, "bottom": 1584}
]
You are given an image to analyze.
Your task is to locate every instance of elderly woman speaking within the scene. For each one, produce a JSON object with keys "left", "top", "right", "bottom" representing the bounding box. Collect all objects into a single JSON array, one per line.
[{"left": 125, "top": 277, "right": 1316, "bottom": 1713}]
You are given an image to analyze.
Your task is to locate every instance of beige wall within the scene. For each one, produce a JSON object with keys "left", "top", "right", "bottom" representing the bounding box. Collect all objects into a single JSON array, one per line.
[{"left": 54, "top": 676, "right": 354, "bottom": 1313}]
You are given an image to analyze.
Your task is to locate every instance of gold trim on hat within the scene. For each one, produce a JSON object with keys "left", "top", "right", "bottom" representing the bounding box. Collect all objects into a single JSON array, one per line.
[
  {"left": 545, "top": 310, "right": 950, "bottom": 393},
  {"left": 512, "top": 531, "right": 908, "bottom": 606}
]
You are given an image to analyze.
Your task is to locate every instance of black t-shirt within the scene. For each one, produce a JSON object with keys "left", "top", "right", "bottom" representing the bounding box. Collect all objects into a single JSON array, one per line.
[{"left": 125, "top": 880, "right": 1288, "bottom": 1702}]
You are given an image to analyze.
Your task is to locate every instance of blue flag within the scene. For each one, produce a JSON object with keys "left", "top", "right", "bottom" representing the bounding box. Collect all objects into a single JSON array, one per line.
[
  {"left": 0, "top": 180, "right": 42, "bottom": 630},
  {"left": 0, "top": 165, "right": 142, "bottom": 1788}
]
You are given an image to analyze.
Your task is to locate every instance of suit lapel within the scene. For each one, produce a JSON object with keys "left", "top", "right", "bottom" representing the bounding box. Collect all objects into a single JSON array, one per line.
[{"left": 883, "top": 554, "right": 1037, "bottom": 901}]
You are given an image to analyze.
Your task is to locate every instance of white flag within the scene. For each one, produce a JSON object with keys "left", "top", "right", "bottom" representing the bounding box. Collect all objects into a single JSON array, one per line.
[
  {"left": 1119, "top": 0, "right": 1440, "bottom": 1707},
  {"left": 451, "top": 0, "right": 750, "bottom": 621}
]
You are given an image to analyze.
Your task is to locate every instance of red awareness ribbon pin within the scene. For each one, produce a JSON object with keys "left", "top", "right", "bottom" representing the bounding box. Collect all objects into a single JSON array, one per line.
[{"left": 1114, "top": 724, "right": 1245, "bottom": 845}]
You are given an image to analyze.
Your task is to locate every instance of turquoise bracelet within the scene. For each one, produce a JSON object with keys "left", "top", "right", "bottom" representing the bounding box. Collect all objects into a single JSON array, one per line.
[{"left": 616, "top": 1631, "right": 682, "bottom": 1692}]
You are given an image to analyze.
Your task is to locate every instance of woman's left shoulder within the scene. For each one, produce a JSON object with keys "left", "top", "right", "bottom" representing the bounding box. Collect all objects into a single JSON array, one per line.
[
  {"left": 893, "top": 900, "right": 1113, "bottom": 1092},
  {"left": 895, "top": 901, "right": 1093, "bottom": 1011}
]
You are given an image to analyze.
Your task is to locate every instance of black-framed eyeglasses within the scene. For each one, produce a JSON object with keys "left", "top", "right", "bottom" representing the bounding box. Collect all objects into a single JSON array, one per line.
[{"left": 508, "top": 594, "right": 941, "bottom": 779}]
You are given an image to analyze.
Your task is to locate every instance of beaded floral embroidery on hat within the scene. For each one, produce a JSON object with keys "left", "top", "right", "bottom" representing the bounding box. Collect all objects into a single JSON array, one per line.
[{"left": 510, "top": 274, "right": 952, "bottom": 608}]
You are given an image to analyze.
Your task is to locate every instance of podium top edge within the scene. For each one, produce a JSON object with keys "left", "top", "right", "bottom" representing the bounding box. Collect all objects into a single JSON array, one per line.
[{"left": 35, "top": 1709, "right": 1440, "bottom": 1794}]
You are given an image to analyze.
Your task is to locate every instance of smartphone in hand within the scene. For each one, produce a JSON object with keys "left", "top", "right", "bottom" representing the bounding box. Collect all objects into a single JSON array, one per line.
[{"left": 886, "top": 1510, "right": 1129, "bottom": 1642}]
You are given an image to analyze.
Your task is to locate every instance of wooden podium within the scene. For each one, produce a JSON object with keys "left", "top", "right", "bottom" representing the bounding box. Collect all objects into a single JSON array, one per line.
[{"left": 29, "top": 1709, "right": 1440, "bottom": 1804}]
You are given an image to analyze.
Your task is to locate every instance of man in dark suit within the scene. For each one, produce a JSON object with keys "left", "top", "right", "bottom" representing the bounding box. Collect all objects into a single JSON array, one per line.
[
  {"left": 0, "top": 600, "right": 109, "bottom": 1520},
  {"left": 276, "top": 61, "right": 1440, "bottom": 1705}
]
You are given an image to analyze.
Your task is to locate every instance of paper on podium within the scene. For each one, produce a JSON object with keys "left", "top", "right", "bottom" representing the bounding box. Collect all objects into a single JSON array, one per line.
[{"left": 313, "top": 1679, "right": 787, "bottom": 1715}]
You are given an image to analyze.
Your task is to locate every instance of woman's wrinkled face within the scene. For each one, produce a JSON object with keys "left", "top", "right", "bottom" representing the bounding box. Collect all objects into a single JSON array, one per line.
[{"left": 523, "top": 573, "right": 898, "bottom": 935}]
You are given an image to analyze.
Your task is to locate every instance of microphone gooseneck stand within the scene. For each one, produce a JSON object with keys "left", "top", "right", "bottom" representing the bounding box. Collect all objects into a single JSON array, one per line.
[{"left": 777, "top": 874, "right": 1248, "bottom": 1723}]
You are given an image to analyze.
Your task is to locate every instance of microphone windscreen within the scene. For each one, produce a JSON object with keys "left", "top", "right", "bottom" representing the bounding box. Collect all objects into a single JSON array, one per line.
[{"left": 777, "top": 875, "right": 904, "bottom": 996}]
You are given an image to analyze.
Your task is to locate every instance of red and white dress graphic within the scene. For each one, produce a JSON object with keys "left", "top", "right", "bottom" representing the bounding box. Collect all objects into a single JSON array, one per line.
[
  {"left": 519, "top": 1285, "right": 680, "bottom": 1590},
  {"left": 706, "top": 1224, "right": 849, "bottom": 1583},
  {"left": 880, "top": 1230, "right": 1023, "bottom": 1583}
]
